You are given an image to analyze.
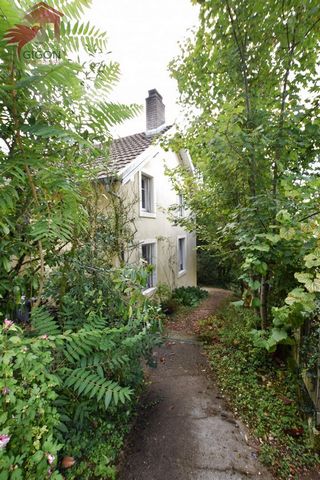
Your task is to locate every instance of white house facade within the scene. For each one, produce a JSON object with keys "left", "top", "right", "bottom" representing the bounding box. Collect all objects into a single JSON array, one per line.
[{"left": 105, "top": 89, "right": 197, "bottom": 293}]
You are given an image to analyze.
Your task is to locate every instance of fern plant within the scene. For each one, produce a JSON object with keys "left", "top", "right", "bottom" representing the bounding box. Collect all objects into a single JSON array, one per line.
[
  {"left": 0, "top": 1, "right": 161, "bottom": 477},
  {"left": 0, "top": 0, "right": 141, "bottom": 316},
  {"left": 29, "top": 263, "right": 161, "bottom": 440}
]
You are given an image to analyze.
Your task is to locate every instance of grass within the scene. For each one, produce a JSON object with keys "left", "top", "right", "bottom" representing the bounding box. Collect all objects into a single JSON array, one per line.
[{"left": 198, "top": 303, "right": 320, "bottom": 479}]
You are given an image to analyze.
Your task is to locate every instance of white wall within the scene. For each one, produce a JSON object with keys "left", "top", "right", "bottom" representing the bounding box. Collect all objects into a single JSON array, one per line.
[{"left": 121, "top": 147, "right": 197, "bottom": 291}]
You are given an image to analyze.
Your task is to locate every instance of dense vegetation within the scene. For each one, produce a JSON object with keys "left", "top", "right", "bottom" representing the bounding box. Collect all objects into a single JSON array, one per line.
[
  {"left": 199, "top": 304, "right": 318, "bottom": 478},
  {"left": 0, "top": 1, "right": 161, "bottom": 478},
  {"left": 170, "top": 0, "right": 320, "bottom": 346},
  {"left": 169, "top": 0, "right": 320, "bottom": 392},
  {"left": 1, "top": 0, "right": 320, "bottom": 477},
  {"left": 157, "top": 284, "right": 208, "bottom": 314},
  {"left": 168, "top": 0, "right": 320, "bottom": 474}
]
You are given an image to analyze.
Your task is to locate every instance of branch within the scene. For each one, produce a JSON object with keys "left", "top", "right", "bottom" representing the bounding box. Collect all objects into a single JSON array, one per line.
[
  {"left": 10, "top": 66, "right": 45, "bottom": 308},
  {"left": 298, "top": 210, "right": 320, "bottom": 223}
]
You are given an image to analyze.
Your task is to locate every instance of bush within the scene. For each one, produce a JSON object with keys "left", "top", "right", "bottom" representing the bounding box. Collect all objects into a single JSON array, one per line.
[
  {"left": 172, "top": 286, "right": 208, "bottom": 307},
  {"left": 197, "top": 248, "right": 237, "bottom": 288},
  {"left": 0, "top": 322, "right": 62, "bottom": 480},
  {"left": 0, "top": 261, "right": 162, "bottom": 479}
]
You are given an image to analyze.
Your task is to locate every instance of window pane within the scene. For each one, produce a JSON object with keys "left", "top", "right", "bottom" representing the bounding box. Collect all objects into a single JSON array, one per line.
[
  {"left": 142, "top": 243, "right": 155, "bottom": 288},
  {"left": 141, "top": 175, "right": 152, "bottom": 212},
  {"left": 178, "top": 194, "right": 184, "bottom": 217},
  {"left": 141, "top": 177, "right": 146, "bottom": 209},
  {"left": 178, "top": 238, "right": 185, "bottom": 271}
]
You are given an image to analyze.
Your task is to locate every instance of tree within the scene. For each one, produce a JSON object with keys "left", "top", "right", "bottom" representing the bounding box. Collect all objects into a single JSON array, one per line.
[
  {"left": 0, "top": 0, "right": 140, "bottom": 316},
  {"left": 0, "top": 3, "right": 163, "bottom": 477},
  {"left": 169, "top": 0, "right": 320, "bottom": 329}
]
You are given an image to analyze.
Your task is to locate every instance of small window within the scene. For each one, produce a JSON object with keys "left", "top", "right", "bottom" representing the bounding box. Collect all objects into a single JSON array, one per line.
[
  {"left": 141, "top": 174, "right": 153, "bottom": 212},
  {"left": 142, "top": 242, "right": 156, "bottom": 288},
  {"left": 178, "top": 193, "right": 184, "bottom": 217},
  {"left": 178, "top": 237, "right": 186, "bottom": 272}
]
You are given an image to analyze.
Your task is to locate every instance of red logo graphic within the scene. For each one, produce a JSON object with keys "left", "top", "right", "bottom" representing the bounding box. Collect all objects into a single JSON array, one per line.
[{"left": 4, "top": 2, "right": 64, "bottom": 57}]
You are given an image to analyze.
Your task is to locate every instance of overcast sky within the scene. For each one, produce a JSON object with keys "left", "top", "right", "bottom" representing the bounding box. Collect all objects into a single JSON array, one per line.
[{"left": 87, "top": 0, "right": 199, "bottom": 137}]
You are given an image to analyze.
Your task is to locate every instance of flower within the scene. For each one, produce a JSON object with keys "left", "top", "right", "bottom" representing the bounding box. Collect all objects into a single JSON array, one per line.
[
  {"left": 46, "top": 453, "right": 55, "bottom": 465},
  {"left": 3, "top": 319, "right": 13, "bottom": 331},
  {"left": 40, "top": 334, "right": 49, "bottom": 340},
  {"left": 2, "top": 387, "right": 10, "bottom": 396},
  {"left": 0, "top": 434, "right": 10, "bottom": 449},
  {"left": 0, "top": 177, "right": 11, "bottom": 188}
]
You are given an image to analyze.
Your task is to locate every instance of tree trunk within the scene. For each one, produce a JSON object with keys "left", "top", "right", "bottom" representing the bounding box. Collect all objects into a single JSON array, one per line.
[{"left": 260, "top": 275, "right": 269, "bottom": 329}]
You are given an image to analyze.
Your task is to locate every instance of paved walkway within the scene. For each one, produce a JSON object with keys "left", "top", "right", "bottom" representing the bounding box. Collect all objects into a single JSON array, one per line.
[{"left": 118, "top": 289, "right": 273, "bottom": 480}]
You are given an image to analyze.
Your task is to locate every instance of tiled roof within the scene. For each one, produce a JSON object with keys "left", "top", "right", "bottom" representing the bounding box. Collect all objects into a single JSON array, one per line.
[
  {"left": 98, "top": 125, "right": 171, "bottom": 176},
  {"left": 110, "top": 131, "right": 151, "bottom": 171}
]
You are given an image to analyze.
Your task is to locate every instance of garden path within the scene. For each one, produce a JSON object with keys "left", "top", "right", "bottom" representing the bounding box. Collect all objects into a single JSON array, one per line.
[{"left": 118, "top": 288, "right": 273, "bottom": 480}]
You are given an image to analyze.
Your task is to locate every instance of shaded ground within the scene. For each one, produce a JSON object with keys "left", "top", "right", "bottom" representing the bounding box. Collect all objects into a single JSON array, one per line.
[
  {"left": 167, "top": 287, "right": 232, "bottom": 335},
  {"left": 118, "top": 288, "right": 273, "bottom": 480}
]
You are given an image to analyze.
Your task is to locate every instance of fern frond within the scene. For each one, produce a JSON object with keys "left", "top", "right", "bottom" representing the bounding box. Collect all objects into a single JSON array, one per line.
[
  {"left": 31, "top": 307, "right": 61, "bottom": 336},
  {"left": 87, "top": 102, "right": 142, "bottom": 133},
  {"left": 62, "top": 330, "right": 101, "bottom": 362},
  {"left": 53, "top": 0, "right": 93, "bottom": 21},
  {"left": 60, "top": 21, "right": 107, "bottom": 54},
  {"left": 94, "top": 62, "right": 120, "bottom": 94},
  {"left": 64, "top": 367, "right": 132, "bottom": 408}
]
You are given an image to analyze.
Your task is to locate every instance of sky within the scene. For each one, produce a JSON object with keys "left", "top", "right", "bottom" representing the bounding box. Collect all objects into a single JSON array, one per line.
[{"left": 87, "top": 0, "right": 199, "bottom": 137}]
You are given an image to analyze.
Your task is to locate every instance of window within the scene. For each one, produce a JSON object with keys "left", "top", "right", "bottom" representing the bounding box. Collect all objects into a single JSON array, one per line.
[
  {"left": 178, "top": 193, "right": 184, "bottom": 217},
  {"left": 141, "top": 174, "right": 153, "bottom": 212},
  {"left": 141, "top": 242, "right": 156, "bottom": 289},
  {"left": 178, "top": 237, "right": 186, "bottom": 273}
]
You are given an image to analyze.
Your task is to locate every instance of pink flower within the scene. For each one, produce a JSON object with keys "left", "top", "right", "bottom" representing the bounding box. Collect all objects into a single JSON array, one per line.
[
  {"left": 0, "top": 434, "right": 10, "bottom": 449},
  {"left": 40, "top": 334, "right": 49, "bottom": 340},
  {"left": 47, "top": 468, "right": 52, "bottom": 477},
  {"left": 3, "top": 319, "right": 13, "bottom": 331},
  {"left": 46, "top": 453, "right": 55, "bottom": 465},
  {"left": 2, "top": 387, "right": 10, "bottom": 395}
]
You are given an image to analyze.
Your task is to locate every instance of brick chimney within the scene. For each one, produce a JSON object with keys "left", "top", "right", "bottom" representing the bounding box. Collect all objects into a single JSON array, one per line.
[{"left": 146, "top": 89, "right": 165, "bottom": 135}]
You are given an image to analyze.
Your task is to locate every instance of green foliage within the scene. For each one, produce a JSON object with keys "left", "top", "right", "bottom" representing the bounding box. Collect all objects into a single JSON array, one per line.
[
  {"left": 0, "top": 322, "right": 62, "bottom": 479},
  {"left": 0, "top": 0, "right": 140, "bottom": 317},
  {"left": 159, "top": 285, "right": 208, "bottom": 315},
  {"left": 0, "top": 262, "right": 161, "bottom": 478},
  {"left": 0, "top": 1, "right": 158, "bottom": 478},
  {"left": 63, "top": 408, "right": 132, "bottom": 480},
  {"left": 168, "top": 0, "right": 320, "bottom": 368},
  {"left": 197, "top": 247, "right": 236, "bottom": 288},
  {"left": 199, "top": 304, "right": 319, "bottom": 478},
  {"left": 172, "top": 286, "right": 208, "bottom": 307}
]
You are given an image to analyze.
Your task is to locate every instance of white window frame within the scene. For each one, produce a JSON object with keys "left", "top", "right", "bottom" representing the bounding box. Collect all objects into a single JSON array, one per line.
[
  {"left": 177, "top": 236, "right": 187, "bottom": 277},
  {"left": 139, "top": 172, "right": 156, "bottom": 218},
  {"left": 140, "top": 240, "right": 157, "bottom": 293}
]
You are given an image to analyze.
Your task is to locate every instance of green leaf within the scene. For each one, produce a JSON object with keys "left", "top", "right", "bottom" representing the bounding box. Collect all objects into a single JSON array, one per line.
[
  {"left": 104, "top": 390, "right": 112, "bottom": 409},
  {"left": 270, "top": 328, "right": 288, "bottom": 343}
]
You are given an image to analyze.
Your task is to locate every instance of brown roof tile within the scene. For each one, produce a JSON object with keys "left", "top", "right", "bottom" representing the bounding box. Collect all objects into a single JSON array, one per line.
[
  {"left": 95, "top": 126, "right": 172, "bottom": 178},
  {"left": 109, "top": 125, "right": 172, "bottom": 172}
]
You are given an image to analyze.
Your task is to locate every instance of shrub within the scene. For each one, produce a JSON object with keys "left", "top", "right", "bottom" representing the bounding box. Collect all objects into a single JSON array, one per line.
[
  {"left": 172, "top": 286, "right": 208, "bottom": 307},
  {"left": 0, "top": 260, "right": 162, "bottom": 479},
  {"left": 0, "top": 322, "right": 62, "bottom": 480}
]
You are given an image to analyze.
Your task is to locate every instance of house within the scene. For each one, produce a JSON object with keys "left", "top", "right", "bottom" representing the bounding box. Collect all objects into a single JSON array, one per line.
[{"left": 100, "top": 89, "right": 197, "bottom": 294}]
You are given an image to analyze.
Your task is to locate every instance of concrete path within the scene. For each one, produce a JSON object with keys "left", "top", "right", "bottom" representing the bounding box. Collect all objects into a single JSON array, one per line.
[{"left": 118, "top": 289, "right": 273, "bottom": 480}]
